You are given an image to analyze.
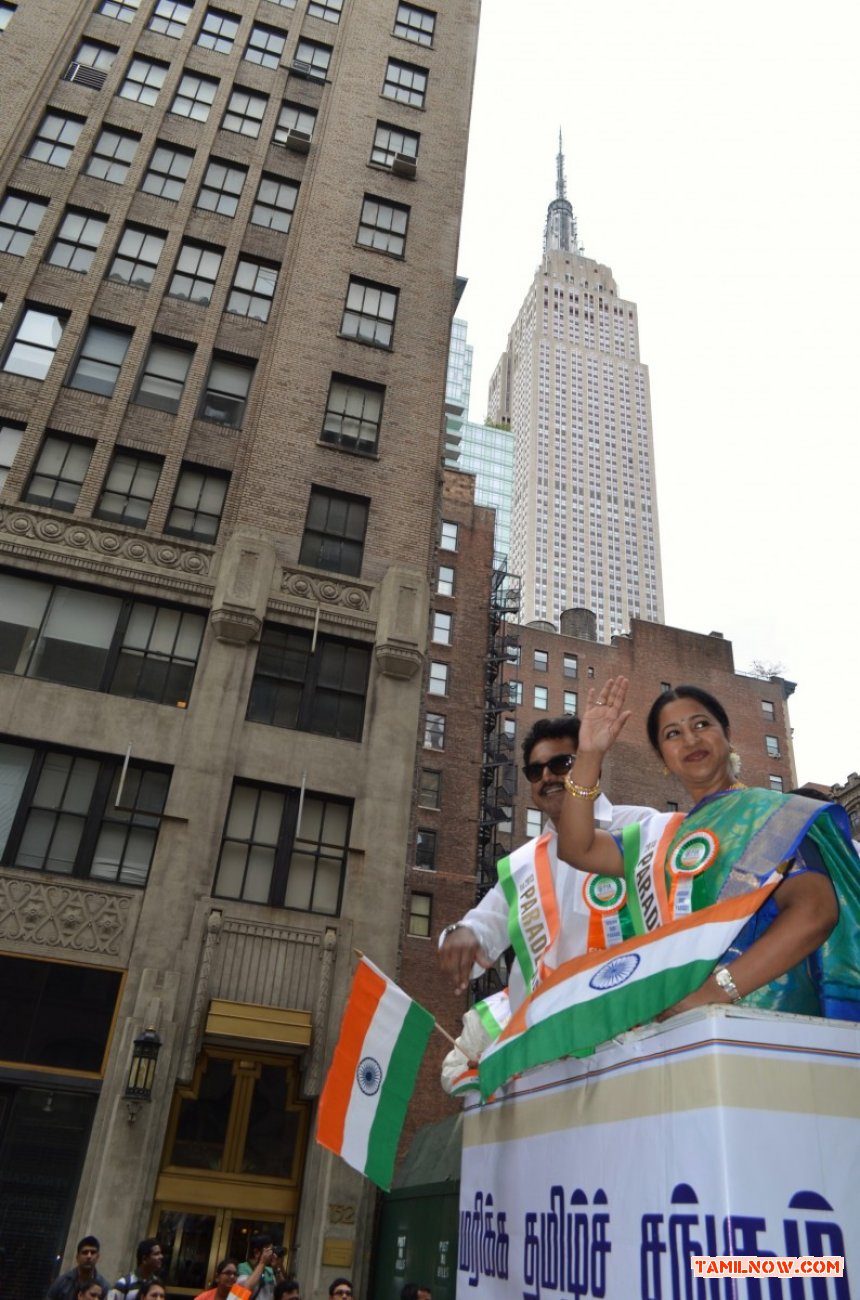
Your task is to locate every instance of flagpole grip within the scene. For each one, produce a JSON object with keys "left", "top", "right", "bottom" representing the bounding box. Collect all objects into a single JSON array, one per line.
[{"left": 433, "top": 1021, "right": 460, "bottom": 1048}]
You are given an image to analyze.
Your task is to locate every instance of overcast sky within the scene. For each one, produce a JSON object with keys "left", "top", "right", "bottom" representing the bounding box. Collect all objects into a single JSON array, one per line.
[{"left": 455, "top": 0, "right": 860, "bottom": 787}]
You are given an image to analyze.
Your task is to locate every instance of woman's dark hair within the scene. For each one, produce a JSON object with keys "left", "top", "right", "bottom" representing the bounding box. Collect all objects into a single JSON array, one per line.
[
  {"left": 646, "top": 685, "right": 730, "bottom": 753},
  {"left": 137, "top": 1282, "right": 166, "bottom": 1300},
  {"left": 75, "top": 1284, "right": 103, "bottom": 1299},
  {"left": 214, "top": 1260, "right": 239, "bottom": 1279}
]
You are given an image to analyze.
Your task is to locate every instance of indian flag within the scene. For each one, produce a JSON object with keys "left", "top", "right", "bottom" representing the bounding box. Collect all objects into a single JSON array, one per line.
[
  {"left": 479, "top": 877, "right": 781, "bottom": 1099},
  {"left": 317, "top": 957, "right": 434, "bottom": 1190}
]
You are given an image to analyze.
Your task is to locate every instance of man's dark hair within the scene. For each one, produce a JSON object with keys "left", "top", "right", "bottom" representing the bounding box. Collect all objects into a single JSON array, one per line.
[
  {"left": 401, "top": 1286, "right": 420, "bottom": 1300},
  {"left": 136, "top": 1240, "right": 160, "bottom": 1267},
  {"left": 274, "top": 1282, "right": 299, "bottom": 1300},
  {"left": 77, "top": 1237, "right": 100, "bottom": 1253},
  {"left": 249, "top": 1235, "right": 273, "bottom": 1256},
  {"left": 521, "top": 715, "right": 580, "bottom": 766},
  {"left": 328, "top": 1281, "right": 352, "bottom": 1297}
]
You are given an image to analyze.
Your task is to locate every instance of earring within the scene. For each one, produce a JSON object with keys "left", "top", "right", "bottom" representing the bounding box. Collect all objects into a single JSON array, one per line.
[
  {"left": 728, "top": 749, "right": 742, "bottom": 778},
  {"left": 662, "top": 765, "right": 669, "bottom": 777}
]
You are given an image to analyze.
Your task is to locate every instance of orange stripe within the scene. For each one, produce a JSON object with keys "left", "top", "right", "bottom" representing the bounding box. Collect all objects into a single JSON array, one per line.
[
  {"left": 534, "top": 834, "right": 560, "bottom": 944},
  {"left": 498, "top": 878, "right": 780, "bottom": 1043},
  {"left": 652, "top": 812, "right": 684, "bottom": 922},
  {"left": 317, "top": 959, "right": 386, "bottom": 1151}
]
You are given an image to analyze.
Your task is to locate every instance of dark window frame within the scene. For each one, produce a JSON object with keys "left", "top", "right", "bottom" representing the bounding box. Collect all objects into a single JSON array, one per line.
[
  {"left": 247, "top": 623, "right": 371, "bottom": 742},
  {"left": 47, "top": 208, "right": 108, "bottom": 273},
  {"left": 95, "top": 448, "right": 163, "bottom": 527},
  {"left": 165, "top": 464, "right": 229, "bottom": 543},
  {"left": 299, "top": 487, "right": 369, "bottom": 578}
]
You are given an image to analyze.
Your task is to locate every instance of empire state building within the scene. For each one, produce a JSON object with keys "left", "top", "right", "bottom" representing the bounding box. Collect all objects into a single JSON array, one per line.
[{"left": 488, "top": 137, "right": 664, "bottom": 639}]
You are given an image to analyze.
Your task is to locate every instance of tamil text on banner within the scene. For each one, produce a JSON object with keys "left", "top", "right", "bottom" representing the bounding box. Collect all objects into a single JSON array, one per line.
[
  {"left": 317, "top": 956, "right": 434, "bottom": 1191},
  {"left": 479, "top": 878, "right": 780, "bottom": 1098}
]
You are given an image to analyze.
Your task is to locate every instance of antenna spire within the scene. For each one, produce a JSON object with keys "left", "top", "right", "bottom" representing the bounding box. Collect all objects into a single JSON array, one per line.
[{"left": 544, "top": 130, "right": 580, "bottom": 254}]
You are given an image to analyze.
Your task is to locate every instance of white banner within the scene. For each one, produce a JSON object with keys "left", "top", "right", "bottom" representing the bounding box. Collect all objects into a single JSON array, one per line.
[{"left": 458, "top": 1006, "right": 860, "bottom": 1299}]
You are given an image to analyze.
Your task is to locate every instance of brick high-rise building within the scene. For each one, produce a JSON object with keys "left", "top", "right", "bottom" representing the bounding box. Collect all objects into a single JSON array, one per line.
[
  {"left": 0, "top": 1, "right": 480, "bottom": 1295},
  {"left": 489, "top": 135, "right": 664, "bottom": 639}
]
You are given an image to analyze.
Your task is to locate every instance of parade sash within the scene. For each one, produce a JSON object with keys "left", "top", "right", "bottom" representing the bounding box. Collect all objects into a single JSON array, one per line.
[
  {"left": 497, "top": 834, "right": 560, "bottom": 990},
  {"left": 473, "top": 988, "right": 511, "bottom": 1040}
]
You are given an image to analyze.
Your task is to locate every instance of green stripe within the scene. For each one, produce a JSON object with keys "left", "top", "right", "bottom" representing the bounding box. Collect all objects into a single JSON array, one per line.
[
  {"left": 497, "top": 854, "right": 537, "bottom": 986},
  {"left": 621, "top": 823, "right": 646, "bottom": 934},
  {"left": 474, "top": 997, "right": 505, "bottom": 1040},
  {"left": 479, "top": 957, "right": 714, "bottom": 1098},
  {"left": 365, "top": 1000, "right": 434, "bottom": 1189}
]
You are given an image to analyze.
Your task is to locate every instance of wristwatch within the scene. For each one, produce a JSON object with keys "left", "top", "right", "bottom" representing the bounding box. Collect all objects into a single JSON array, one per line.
[{"left": 713, "top": 965, "right": 742, "bottom": 1003}]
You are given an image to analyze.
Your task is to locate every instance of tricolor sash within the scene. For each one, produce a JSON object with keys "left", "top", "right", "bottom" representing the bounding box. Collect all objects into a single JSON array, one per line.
[{"left": 497, "top": 834, "right": 559, "bottom": 990}]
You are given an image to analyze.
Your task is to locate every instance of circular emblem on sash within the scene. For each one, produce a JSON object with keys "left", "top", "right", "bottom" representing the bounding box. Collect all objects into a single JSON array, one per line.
[
  {"left": 669, "top": 830, "right": 719, "bottom": 877},
  {"left": 357, "top": 1056, "right": 383, "bottom": 1095},
  {"left": 584, "top": 875, "right": 627, "bottom": 912},
  {"left": 589, "top": 951, "right": 641, "bottom": 991}
]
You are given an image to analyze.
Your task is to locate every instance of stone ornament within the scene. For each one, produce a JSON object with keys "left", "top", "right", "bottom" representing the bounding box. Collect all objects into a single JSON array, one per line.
[{"left": 0, "top": 875, "right": 131, "bottom": 955}]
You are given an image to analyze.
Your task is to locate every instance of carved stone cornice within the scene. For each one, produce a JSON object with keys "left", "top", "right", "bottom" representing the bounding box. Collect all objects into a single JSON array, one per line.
[
  {"left": 280, "top": 568, "right": 373, "bottom": 612},
  {"left": 0, "top": 871, "right": 133, "bottom": 956},
  {"left": 374, "top": 642, "right": 423, "bottom": 679},
  {"left": 0, "top": 505, "right": 214, "bottom": 595},
  {"left": 210, "top": 606, "right": 261, "bottom": 644}
]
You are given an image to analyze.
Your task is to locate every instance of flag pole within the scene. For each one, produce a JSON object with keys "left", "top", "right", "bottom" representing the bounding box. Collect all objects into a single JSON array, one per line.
[{"left": 353, "top": 948, "right": 460, "bottom": 1048}]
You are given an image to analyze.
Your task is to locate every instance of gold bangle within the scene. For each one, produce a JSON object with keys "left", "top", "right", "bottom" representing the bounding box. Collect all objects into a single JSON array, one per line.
[{"left": 564, "top": 773, "right": 601, "bottom": 801}]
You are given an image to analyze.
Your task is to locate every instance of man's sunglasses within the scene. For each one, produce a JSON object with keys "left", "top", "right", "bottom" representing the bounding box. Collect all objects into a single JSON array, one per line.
[{"left": 522, "top": 752, "right": 575, "bottom": 784}]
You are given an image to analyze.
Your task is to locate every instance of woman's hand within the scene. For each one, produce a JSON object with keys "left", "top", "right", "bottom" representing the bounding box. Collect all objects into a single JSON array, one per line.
[{"left": 578, "top": 676, "right": 632, "bottom": 759}]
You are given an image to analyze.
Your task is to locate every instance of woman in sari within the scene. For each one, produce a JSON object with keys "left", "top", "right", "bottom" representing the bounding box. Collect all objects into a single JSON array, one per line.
[{"left": 555, "top": 677, "right": 860, "bottom": 1019}]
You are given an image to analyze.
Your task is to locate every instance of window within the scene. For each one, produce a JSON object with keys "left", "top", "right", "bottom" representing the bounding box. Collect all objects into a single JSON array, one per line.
[
  {"left": 0, "top": 739, "right": 169, "bottom": 886},
  {"left": 660, "top": 680, "right": 671, "bottom": 692},
  {"left": 424, "top": 712, "right": 445, "bottom": 750},
  {"left": 0, "top": 421, "right": 25, "bottom": 491},
  {"left": 134, "top": 338, "right": 194, "bottom": 413},
  {"left": 70, "top": 38, "right": 118, "bottom": 72},
  {"left": 222, "top": 87, "right": 268, "bottom": 137},
  {"left": 108, "top": 223, "right": 166, "bottom": 287},
  {"left": 95, "top": 450, "right": 162, "bottom": 526},
  {"left": 171, "top": 71, "right": 218, "bottom": 121},
  {"left": 439, "top": 520, "right": 458, "bottom": 550},
  {"left": 415, "top": 828, "right": 436, "bottom": 869},
  {"left": 437, "top": 565, "right": 454, "bottom": 597},
  {"left": 196, "top": 158, "right": 247, "bottom": 217},
  {"left": 526, "top": 808, "right": 542, "bottom": 838},
  {"left": 85, "top": 127, "right": 140, "bottom": 183},
  {"left": 357, "top": 195, "right": 409, "bottom": 257},
  {"left": 428, "top": 661, "right": 448, "bottom": 695},
  {"left": 408, "top": 893, "right": 431, "bottom": 938},
  {"left": 168, "top": 240, "right": 223, "bottom": 304},
  {"left": 765, "top": 735, "right": 781, "bottom": 759},
  {"left": 198, "top": 355, "right": 255, "bottom": 426},
  {"left": 148, "top": 0, "right": 194, "bottom": 37},
  {"left": 67, "top": 321, "right": 133, "bottom": 396},
  {"left": 251, "top": 173, "right": 298, "bottom": 232},
  {"left": 141, "top": 142, "right": 195, "bottom": 200},
  {"left": 300, "top": 488, "right": 368, "bottom": 577},
  {"left": 394, "top": 2, "right": 435, "bottom": 45},
  {"left": 292, "top": 39, "right": 331, "bottom": 79},
  {"left": 534, "top": 685, "right": 548, "bottom": 710},
  {"left": 563, "top": 690, "right": 577, "bottom": 715},
  {"left": 341, "top": 277, "right": 398, "bottom": 348},
  {"left": 3, "top": 308, "right": 68, "bottom": 381},
  {"left": 382, "top": 58, "right": 427, "bottom": 108},
  {"left": 534, "top": 649, "right": 548, "bottom": 672},
  {"left": 321, "top": 375, "right": 384, "bottom": 454},
  {"left": 667, "top": 801, "right": 679, "bottom": 812},
  {"left": 432, "top": 611, "right": 452, "bottom": 645},
  {"left": 227, "top": 257, "right": 278, "bottom": 321},
  {"left": 0, "top": 572, "right": 205, "bottom": 706},
  {"left": 165, "top": 464, "right": 229, "bottom": 542},
  {"left": 97, "top": 0, "right": 140, "bottom": 19},
  {"left": 267, "top": 0, "right": 295, "bottom": 7},
  {"left": 0, "top": 192, "right": 48, "bottom": 257},
  {"left": 118, "top": 55, "right": 168, "bottom": 104},
  {"left": 503, "top": 718, "right": 516, "bottom": 741},
  {"left": 273, "top": 101, "right": 316, "bottom": 144},
  {"left": 762, "top": 700, "right": 775, "bottom": 721},
  {"left": 418, "top": 769, "right": 441, "bottom": 809},
  {"left": 47, "top": 209, "right": 108, "bottom": 273},
  {"left": 0, "top": 2, "right": 16, "bottom": 30},
  {"left": 244, "top": 23, "right": 286, "bottom": 68},
  {"left": 370, "top": 120, "right": 419, "bottom": 167},
  {"left": 308, "top": 0, "right": 342, "bottom": 19},
  {"left": 509, "top": 681, "right": 523, "bottom": 706},
  {"left": 506, "top": 643, "right": 520, "bottom": 666},
  {"left": 769, "top": 775, "right": 784, "bottom": 793},
  {"left": 27, "top": 112, "right": 85, "bottom": 168},
  {"left": 563, "top": 653, "right": 578, "bottom": 678},
  {"left": 214, "top": 780, "right": 352, "bottom": 913},
  {"left": 23, "top": 433, "right": 93, "bottom": 510},
  {"left": 248, "top": 625, "right": 370, "bottom": 741},
  {"left": 197, "top": 7, "right": 239, "bottom": 53},
  {"left": 587, "top": 667, "right": 595, "bottom": 679}
]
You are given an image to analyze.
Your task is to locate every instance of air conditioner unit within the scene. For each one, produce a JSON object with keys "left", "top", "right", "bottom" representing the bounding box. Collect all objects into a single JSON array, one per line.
[
  {"left": 280, "top": 127, "right": 311, "bottom": 154},
  {"left": 391, "top": 152, "right": 417, "bottom": 179},
  {"left": 63, "top": 62, "right": 108, "bottom": 90}
]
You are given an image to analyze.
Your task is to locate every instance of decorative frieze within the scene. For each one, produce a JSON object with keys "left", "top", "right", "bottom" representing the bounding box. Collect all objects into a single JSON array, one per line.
[{"left": 0, "top": 873, "right": 132, "bottom": 955}]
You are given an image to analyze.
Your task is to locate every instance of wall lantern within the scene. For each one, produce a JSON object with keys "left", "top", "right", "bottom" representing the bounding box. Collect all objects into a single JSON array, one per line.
[{"left": 124, "top": 1026, "right": 162, "bottom": 1123}]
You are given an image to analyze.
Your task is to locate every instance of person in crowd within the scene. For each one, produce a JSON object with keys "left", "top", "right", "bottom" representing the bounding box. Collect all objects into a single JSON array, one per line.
[
  {"left": 328, "top": 1281, "right": 352, "bottom": 1298},
  {"left": 194, "top": 1253, "right": 274, "bottom": 1300},
  {"left": 74, "top": 1280, "right": 105, "bottom": 1300},
  {"left": 108, "top": 1240, "right": 163, "bottom": 1300},
  {"left": 555, "top": 678, "right": 860, "bottom": 1019},
  {"left": 438, "top": 715, "right": 654, "bottom": 1009},
  {"left": 400, "top": 1285, "right": 432, "bottom": 1300},
  {"left": 273, "top": 1280, "right": 300, "bottom": 1300},
  {"left": 136, "top": 1283, "right": 166, "bottom": 1300},
  {"left": 47, "top": 1237, "right": 109, "bottom": 1300},
  {"left": 237, "top": 1238, "right": 279, "bottom": 1300}
]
